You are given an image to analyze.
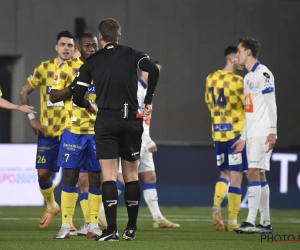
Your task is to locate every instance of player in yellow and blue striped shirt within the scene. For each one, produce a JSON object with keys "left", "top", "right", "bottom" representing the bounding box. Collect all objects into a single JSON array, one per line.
[
  {"left": 50, "top": 33, "right": 102, "bottom": 239},
  {"left": 205, "top": 45, "right": 248, "bottom": 232},
  {"left": 19, "top": 31, "right": 75, "bottom": 230}
]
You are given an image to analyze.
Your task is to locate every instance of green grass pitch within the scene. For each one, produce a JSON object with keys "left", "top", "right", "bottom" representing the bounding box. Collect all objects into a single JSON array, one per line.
[{"left": 0, "top": 206, "right": 299, "bottom": 250}]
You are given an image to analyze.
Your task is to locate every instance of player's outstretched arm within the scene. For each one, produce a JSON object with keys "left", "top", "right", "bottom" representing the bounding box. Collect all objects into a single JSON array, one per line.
[
  {"left": 50, "top": 89, "right": 72, "bottom": 103},
  {"left": 0, "top": 96, "right": 37, "bottom": 114}
]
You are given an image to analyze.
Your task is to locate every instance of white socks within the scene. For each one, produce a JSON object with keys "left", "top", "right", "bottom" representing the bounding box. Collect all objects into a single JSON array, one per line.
[
  {"left": 143, "top": 188, "right": 163, "bottom": 220},
  {"left": 259, "top": 181, "right": 270, "bottom": 226},
  {"left": 246, "top": 182, "right": 261, "bottom": 225}
]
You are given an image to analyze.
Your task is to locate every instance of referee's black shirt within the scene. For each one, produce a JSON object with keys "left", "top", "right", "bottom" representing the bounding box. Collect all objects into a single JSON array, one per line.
[{"left": 73, "top": 43, "right": 151, "bottom": 111}]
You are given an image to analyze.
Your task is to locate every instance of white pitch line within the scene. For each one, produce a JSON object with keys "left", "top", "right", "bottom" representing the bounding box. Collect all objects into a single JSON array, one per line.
[{"left": 0, "top": 216, "right": 300, "bottom": 223}]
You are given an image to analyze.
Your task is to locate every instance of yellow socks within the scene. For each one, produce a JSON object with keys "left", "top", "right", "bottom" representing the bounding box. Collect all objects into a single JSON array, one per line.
[
  {"left": 39, "top": 180, "right": 56, "bottom": 210},
  {"left": 79, "top": 192, "right": 89, "bottom": 222},
  {"left": 88, "top": 188, "right": 102, "bottom": 223},
  {"left": 227, "top": 187, "right": 242, "bottom": 225},
  {"left": 61, "top": 186, "right": 79, "bottom": 224},
  {"left": 213, "top": 178, "right": 229, "bottom": 206}
]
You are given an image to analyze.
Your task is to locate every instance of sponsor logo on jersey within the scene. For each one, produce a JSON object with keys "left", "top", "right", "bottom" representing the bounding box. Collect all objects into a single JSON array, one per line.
[
  {"left": 48, "top": 72, "right": 53, "bottom": 77},
  {"left": 213, "top": 123, "right": 232, "bottom": 132},
  {"left": 53, "top": 74, "right": 60, "bottom": 85},
  {"left": 46, "top": 100, "right": 64, "bottom": 107},
  {"left": 245, "top": 93, "right": 253, "bottom": 112},
  {"left": 46, "top": 86, "right": 52, "bottom": 94},
  {"left": 263, "top": 72, "right": 270, "bottom": 79}
]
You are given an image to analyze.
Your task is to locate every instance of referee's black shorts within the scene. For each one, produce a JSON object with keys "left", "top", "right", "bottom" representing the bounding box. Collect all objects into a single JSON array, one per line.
[{"left": 95, "top": 109, "right": 143, "bottom": 162}]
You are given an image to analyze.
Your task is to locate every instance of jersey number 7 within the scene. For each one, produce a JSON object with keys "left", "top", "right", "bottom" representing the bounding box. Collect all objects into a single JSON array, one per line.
[{"left": 209, "top": 87, "right": 227, "bottom": 107}]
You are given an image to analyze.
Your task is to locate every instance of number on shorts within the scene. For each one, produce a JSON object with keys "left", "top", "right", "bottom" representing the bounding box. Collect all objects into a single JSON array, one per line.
[
  {"left": 64, "top": 153, "right": 70, "bottom": 162},
  {"left": 37, "top": 155, "right": 46, "bottom": 164},
  {"left": 209, "top": 87, "right": 227, "bottom": 107}
]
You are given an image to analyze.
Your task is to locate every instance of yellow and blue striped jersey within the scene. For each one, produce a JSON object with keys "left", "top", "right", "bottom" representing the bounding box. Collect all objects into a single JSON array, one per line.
[
  {"left": 51, "top": 57, "right": 96, "bottom": 134},
  {"left": 27, "top": 58, "right": 65, "bottom": 137},
  {"left": 205, "top": 70, "right": 245, "bottom": 141}
]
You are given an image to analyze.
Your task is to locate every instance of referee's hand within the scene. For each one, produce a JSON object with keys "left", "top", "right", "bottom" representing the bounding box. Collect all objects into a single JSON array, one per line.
[
  {"left": 86, "top": 103, "right": 97, "bottom": 116},
  {"left": 142, "top": 104, "right": 152, "bottom": 120}
]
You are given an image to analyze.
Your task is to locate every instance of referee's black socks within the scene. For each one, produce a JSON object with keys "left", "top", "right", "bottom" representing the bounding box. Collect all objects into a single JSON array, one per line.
[
  {"left": 124, "top": 180, "right": 141, "bottom": 229},
  {"left": 102, "top": 181, "right": 118, "bottom": 233}
]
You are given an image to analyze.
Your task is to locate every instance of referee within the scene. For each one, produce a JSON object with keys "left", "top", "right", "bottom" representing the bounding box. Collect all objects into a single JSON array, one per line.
[{"left": 73, "top": 18, "right": 159, "bottom": 242}]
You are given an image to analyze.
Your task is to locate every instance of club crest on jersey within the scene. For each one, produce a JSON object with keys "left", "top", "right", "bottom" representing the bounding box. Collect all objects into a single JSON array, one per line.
[
  {"left": 53, "top": 74, "right": 60, "bottom": 84},
  {"left": 249, "top": 82, "right": 254, "bottom": 90}
]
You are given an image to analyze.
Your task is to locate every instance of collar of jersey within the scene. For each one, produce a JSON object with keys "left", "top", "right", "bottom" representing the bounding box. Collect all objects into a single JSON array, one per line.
[
  {"left": 104, "top": 42, "right": 118, "bottom": 49},
  {"left": 76, "top": 57, "right": 84, "bottom": 64},
  {"left": 138, "top": 78, "right": 147, "bottom": 89},
  {"left": 251, "top": 61, "right": 260, "bottom": 72}
]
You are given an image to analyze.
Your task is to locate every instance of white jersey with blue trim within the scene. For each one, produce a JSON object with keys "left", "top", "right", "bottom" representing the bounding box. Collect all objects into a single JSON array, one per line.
[
  {"left": 243, "top": 62, "right": 276, "bottom": 138},
  {"left": 137, "top": 79, "right": 155, "bottom": 148}
]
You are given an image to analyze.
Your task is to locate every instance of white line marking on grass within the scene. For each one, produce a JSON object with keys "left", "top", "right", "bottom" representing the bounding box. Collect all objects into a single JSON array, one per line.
[{"left": 1, "top": 215, "right": 300, "bottom": 223}]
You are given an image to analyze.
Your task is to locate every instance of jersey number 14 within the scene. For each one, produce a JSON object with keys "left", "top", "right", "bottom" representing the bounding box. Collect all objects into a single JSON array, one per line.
[{"left": 209, "top": 87, "right": 227, "bottom": 107}]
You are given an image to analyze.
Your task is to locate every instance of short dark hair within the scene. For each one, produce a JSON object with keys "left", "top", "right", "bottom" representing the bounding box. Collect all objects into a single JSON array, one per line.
[
  {"left": 56, "top": 31, "right": 75, "bottom": 44},
  {"left": 224, "top": 46, "right": 237, "bottom": 57},
  {"left": 238, "top": 36, "right": 260, "bottom": 58},
  {"left": 79, "top": 33, "right": 96, "bottom": 45},
  {"left": 98, "top": 18, "right": 121, "bottom": 43}
]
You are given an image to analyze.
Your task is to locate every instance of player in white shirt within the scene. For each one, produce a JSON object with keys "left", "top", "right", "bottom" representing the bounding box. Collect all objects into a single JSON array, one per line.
[
  {"left": 232, "top": 37, "right": 277, "bottom": 234},
  {"left": 98, "top": 60, "right": 180, "bottom": 229}
]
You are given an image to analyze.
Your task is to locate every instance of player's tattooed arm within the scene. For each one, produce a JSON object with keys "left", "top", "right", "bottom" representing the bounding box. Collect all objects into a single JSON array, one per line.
[{"left": 19, "top": 82, "right": 34, "bottom": 105}]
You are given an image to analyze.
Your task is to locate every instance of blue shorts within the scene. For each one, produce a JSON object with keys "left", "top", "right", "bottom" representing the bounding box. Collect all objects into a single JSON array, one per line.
[
  {"left": 57, "top": 130, "right": 101, "bottom": 172},
  {"left": 214, "top": 136, "right": 248, "bottom": 172},
  {"left": 36, "top": 134, "right": 61, "bottom": 172}
]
